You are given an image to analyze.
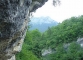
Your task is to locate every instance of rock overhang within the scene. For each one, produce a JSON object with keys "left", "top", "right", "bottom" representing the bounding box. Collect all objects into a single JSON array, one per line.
[{"left": 0, "top": 0, "right": 48, "bottom": 60}]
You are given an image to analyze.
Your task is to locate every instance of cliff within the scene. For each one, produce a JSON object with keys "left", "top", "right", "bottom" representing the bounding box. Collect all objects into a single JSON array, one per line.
[{"left": 0, "top": 0, "right": 48, "bottom": 60}]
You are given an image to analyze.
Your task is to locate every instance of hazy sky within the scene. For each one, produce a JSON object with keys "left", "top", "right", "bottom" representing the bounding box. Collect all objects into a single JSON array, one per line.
[{"left": 33, "top": 0, "right": 83, "bottom": 23}]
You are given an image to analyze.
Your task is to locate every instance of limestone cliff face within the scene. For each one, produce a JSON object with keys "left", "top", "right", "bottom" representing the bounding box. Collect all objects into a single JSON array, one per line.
[{"left": 0, "top": 0, "right": 48, "bottom": 60}]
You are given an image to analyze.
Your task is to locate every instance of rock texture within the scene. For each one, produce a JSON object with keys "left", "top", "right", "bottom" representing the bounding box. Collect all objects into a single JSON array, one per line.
[
  {"left": 77, "top": 38, "right": 83, "bottom": 47},
  {"left": 0, "top": 0, "right": 48, "bottom": 60}
]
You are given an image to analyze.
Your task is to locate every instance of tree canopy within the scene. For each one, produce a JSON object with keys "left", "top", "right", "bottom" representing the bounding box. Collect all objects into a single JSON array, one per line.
[{"left": 16, "top": 15, "right": 83, "bottom": 60}]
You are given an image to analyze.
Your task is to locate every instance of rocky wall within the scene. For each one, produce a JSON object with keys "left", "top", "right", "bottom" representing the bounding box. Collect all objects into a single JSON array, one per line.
[{"left": 0, "top": 0, "right": 48, "bottom": 60}]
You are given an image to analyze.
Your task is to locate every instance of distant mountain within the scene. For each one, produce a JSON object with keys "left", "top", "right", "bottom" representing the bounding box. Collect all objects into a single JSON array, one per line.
[{"left": 29, "top": 16, "right": 58, "bottom": 32}]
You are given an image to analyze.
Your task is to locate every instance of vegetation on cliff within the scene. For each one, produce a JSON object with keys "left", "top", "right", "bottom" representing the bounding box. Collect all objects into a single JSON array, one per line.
[{"left": 16, "top": 15, "right": 83, "bottom": 60}]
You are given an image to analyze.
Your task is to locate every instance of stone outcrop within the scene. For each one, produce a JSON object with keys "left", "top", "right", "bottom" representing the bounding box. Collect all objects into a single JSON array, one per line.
[
  {"left": 42, "top": 48, "right": 52, "bottom": 56},
  {"left": 77, "top": 38, "right": 83, "bottom": 47},
  {"left": 0, "top": 0, "right": 48, "bottom": 60}
]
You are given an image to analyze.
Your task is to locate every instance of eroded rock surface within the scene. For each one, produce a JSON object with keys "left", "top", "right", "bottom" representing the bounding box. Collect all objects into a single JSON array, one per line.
[
  {"left": 0, "top": 0, "right": 48, "bottom": 60},
  {"left": 77, "top": 38, "right": 83, "bottom": 47}
]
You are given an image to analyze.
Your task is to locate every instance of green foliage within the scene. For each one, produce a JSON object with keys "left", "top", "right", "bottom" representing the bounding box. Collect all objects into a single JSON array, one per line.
[
  {"left": 46, "top": 42, "right": 83, "bottom": 60},
  {"left": 43, "top": 15, "right": 83, "bottom": 48},
  {"left": 16, "top": 43, "right": 39, "bottom": 60},
  {"left": 16, "top": 31, "right": 40, "bottom": 60},
  {"left": 16, "top": 15, "right": 83, "bottom": 60}
]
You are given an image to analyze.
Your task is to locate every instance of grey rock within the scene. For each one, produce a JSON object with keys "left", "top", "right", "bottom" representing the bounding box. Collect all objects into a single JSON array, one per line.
[
  {"left": 42, "top": 48, "right": 52, "bottom": 56},
  {"left": 77, "top": 38, "right": 83, "bottom": 47},
  {"left": 0, "top": 0, "right": 48, "bottom": 60}
]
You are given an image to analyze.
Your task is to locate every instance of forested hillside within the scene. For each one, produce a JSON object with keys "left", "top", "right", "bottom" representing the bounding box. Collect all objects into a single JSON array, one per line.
[{"left": 16, "top": 15, "right": 83, "bottom": 60}]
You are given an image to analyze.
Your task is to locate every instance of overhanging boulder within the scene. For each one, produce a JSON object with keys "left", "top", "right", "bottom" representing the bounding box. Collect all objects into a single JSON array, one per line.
[{"left": 0, "top": 0, "right": 48, "bottom": 60}]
